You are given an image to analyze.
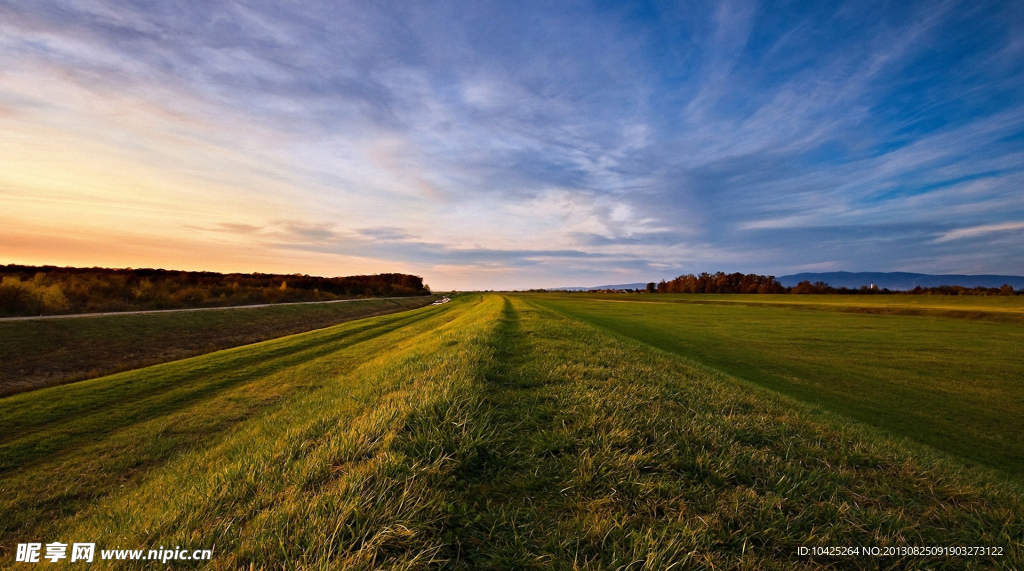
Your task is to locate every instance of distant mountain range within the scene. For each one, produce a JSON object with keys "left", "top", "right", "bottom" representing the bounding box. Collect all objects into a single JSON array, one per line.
[
  {"left": 777, "top": 272, "right": 1024, "bottom": 290},
  {"left": 553, "top": 272, "right": 1024, "bottom": 292}
]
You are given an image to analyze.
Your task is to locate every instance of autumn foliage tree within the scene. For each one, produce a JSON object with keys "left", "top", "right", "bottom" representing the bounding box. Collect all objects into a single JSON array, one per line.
[
  {"left": 0, "top": 265, "right": 430, "bottom": 317},
  {"left": 656, "top": 272, "right": 786, "bottom": 294}
]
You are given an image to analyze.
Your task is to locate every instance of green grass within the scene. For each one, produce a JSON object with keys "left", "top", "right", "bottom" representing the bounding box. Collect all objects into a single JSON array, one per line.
[
  {"left": 0, "top": 296, "right": 435, "bottom": 396},
  {"left": 638, "top": 293, "right": 1024, "bottom": 312},
  {"left": 0, "top": 299, "right": 455, "bottom": 552},
  {"left": 529, "top": 293, "right": 1024, "bottom": 476},
  {"left": 581, "top": 292, "right": 1024, "bottom": 322},
  {"left": 1, "top": 294, "right": 1021, "bottom": 569}
]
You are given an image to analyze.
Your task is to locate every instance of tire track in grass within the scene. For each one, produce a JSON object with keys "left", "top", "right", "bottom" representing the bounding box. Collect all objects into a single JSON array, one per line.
[{"left": 429, "top": 297, "right": 580, "bottom": 568}]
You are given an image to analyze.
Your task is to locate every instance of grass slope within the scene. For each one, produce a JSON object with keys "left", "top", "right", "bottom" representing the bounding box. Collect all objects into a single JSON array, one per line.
[
  {"left": 0, "top": 300, "right": 455, "bottom": 553},
  {"left": 1, "top": 294, "right": 1021, "bottom": 569},
  {"left": 531, "top": 294, "right": 1024, "bottom": 477},
  {"left": 0, "top": 296, "right": 435, "bottom": 396}
]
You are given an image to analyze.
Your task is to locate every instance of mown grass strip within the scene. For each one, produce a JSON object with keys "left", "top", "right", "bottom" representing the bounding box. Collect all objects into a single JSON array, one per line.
[
  {"left": 449, "top": 296, "right": 1018, "bottom": 569},
  {"left": 530, "top": 293, "right": 1024, "bottom": 477},
  {"left": 0, "top": 306, "right": 441, "bottom": 463},
  {"left": 25, "top": 294, "right": 501, "bottom": 569},
  {"left": 0, "top": 299, "right": 466, "bottom": 554},
  {"left": 422, "top": 297, "right": 1022, "bottom": 569},
  {"left": 0, "top": 296, "right": 436, "bottom": 396},
  {"left": 574, "top": 292, "right": 1024, "bottom": 323}
]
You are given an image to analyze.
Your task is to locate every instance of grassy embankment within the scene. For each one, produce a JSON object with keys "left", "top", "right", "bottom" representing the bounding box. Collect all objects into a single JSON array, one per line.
[
  {"left": 1, "top": 294, "right": 1021, "bottom": 569},
  {"left": 531, "top": 293, "right": 1024, "bottom": 476},
  {"left": 0, "top": 296, "right": 435, "bottom": 396}
]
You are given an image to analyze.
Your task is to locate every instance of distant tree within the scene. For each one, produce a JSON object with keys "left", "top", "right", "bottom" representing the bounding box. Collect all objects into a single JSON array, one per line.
[
  {"left": 791, "top": 280, "right": 835, "bottom": 294},
  {"left": 653, "top": 272, "right": 785, "bottom": 294}
]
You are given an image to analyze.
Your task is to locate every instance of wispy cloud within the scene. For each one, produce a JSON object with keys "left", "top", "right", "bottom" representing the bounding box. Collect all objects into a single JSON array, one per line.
[
  {"left": 936, "top": 221, "right": 1024, "bottom": 242},
  {"left": 1, "top": 0, "right": 1023, "bottom": 287}
]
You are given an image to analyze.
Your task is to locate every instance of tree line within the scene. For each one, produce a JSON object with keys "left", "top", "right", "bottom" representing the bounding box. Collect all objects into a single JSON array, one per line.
[
  {"left": 650, "top": 272, "right": 787, "bottom": 294},
  {"left": 0, "top": 265, "right": 430, "bottom": 317},
  {"left": 785, "top": 281, "right": 1019, "bottom": 296},
  {"left": 639, "top": 272, "right": 1019, "bottom": 295},
  {"left": 529, "top": 272, "right": 1024, "bottom": 296}
]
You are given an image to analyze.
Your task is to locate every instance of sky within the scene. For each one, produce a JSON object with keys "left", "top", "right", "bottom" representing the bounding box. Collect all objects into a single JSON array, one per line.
[{"left": 1, "top": 0, "right": 1023, "bottom": 290}]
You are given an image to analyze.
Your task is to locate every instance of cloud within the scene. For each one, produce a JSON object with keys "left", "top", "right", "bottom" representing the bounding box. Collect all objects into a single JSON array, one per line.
[
  {"left": 192, "top": 218, "right": 620, "bottom": 271},
  {"left": 936, "top": 221, "right": 1024, "bottom": 242},
  {"left": 357, "top": 227, "right": 415, "bottom": 241},
  {"left": 212, "top": 223, "right": 264, "bottom": 235}
]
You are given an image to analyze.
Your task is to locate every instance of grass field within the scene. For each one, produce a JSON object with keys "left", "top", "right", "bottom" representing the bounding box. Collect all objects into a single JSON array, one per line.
[
  {"left": 1, "top": 294, "right": 1021, "bottom": 569},
  {"left": 579, "top": 292, "right": 1024, "bottom": 322},
  {"left": 531, "top": 293, "right": 1024, "bottom": 476},
  {"left": 628, "top": 293, "right": 1024, "bottom": 312},
  {"left": 0, "top": 296, "right": 435, "bottom": 396}
]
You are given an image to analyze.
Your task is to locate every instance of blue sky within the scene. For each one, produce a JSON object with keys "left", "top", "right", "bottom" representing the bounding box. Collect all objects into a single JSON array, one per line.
[{"left": 1, "top": 0, "right": 1022, "bottom": 289}]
